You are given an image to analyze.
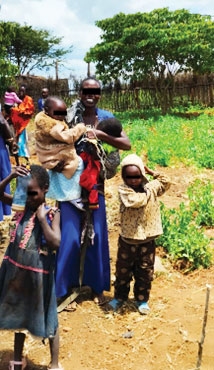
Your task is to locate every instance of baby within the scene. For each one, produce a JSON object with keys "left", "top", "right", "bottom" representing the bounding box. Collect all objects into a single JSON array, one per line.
[
  {"left": 35, "top": 96, "right": 86, "bottom": 208},
  {"left": 78, "top": 118, "right": 122, "bottom": 208},
  {"left": 96, "top": 117, "right": 122, "bottom": 138},
  {"left": 97, "top": 117, "right": 122, "bottom": 179},
  {"left": 4, "top": 86, "right": 22, "bottom": 117}
]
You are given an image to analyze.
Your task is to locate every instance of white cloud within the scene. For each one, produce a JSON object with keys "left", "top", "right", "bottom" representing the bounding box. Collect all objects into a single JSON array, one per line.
[
  {"left": 0, "top": 0, "right": 101, "bottom": 77},
  {"left": 1, "top": 0, "right": 214, "bottom": 78},
  {"left": 1, "top": 0, "right": 101, "bottom": 48}
]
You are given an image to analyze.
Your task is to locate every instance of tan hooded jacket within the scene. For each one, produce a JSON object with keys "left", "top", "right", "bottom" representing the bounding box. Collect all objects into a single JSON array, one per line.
[
  {"left": 35, "top": 111, "right": 86, "bottom": 179},
  {"left": 119, "top": 154, "right": 170, "bottom": 242}
]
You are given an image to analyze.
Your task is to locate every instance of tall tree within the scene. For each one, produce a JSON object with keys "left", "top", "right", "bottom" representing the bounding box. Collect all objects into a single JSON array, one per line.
[
  {"left": 85, "top": 8, "right": 214, "bottom": 81},
  {"left": 0, "top": 22, "right": 18, "bottom": 96},
  {"left": 0, "top": 21, "right": 72, "bottom": 75}
]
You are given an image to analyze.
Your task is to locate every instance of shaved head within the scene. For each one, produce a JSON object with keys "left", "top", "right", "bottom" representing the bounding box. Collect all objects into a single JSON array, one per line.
[{"left": 44, "top": 96, "right": 67, "bottom": 121}]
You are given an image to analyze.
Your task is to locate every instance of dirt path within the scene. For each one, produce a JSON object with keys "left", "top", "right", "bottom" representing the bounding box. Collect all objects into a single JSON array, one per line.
[{"left": 0, "top": 143, "right": 214, "bottom": 369}]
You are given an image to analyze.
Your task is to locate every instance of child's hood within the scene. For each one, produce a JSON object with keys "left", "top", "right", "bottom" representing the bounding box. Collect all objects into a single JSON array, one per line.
[
  {"left": 35, "top": 111, "right": 68, "bottom": 135},
  {"left": 121, "top": 154, "right": 149, "bottom": 184}
]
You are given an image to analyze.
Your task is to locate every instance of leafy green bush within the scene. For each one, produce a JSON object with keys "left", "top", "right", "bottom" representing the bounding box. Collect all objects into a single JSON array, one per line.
[
  {"left": 157, "top": 202, "right": 212, "bottom": 272},
  {"left": 116, "top": 111, "right": 214, "bottom": 169},
  {"left": 188, "top": 179, "right": 214, "bottom": 226}
]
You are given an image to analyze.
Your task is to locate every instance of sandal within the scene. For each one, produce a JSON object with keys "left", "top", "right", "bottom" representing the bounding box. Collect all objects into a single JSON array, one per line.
[
  {"left": 136, "top": 301, "right": 150, "bottom": 315},
  {"left": 107, "top": 298, "right": 124, "bottom": 311},
  {"left": 9, "top": 357, "right": 27, "bottom": 370},
  {"left": 64, "top": 301, "right": 77, "bottom": 312}
]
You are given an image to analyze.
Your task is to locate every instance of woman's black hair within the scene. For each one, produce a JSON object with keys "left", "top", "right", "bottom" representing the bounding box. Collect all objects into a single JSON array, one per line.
[
  {"left": 30, "top": 165, "right": 49, "bottom": 189},
  {"left": 79, "top": 77, "right": 101, "bottom": 91}
]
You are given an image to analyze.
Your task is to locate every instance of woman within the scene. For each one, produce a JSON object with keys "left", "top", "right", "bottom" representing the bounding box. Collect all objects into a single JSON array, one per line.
[
  {"left": 10, "top": 85, "right": 34, "bottom": 160},
  {"left": 0, "top": 112, "right": 18, "bottom": 221},
  {"left": 55, "top": 77, "right": 131, "bottom": 307}
]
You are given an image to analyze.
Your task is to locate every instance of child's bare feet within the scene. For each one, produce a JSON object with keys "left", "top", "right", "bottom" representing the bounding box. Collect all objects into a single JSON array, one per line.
[{"left": 91, "top": 291, "right": 106, "bottom": 305}]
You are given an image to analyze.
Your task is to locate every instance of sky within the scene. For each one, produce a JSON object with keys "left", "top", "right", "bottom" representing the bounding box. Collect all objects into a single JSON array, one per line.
[{"left": 0, "top": 0, "right": 214, "bottom": 81}]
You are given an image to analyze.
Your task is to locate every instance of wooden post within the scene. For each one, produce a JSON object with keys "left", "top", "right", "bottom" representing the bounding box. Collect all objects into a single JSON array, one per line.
[{"left": 196, "top": 284, "right": 211, "bottom": 370}]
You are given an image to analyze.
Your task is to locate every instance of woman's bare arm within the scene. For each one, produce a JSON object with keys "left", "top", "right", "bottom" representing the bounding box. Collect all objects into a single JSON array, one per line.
[{"left": 87, "top": 129, "right": 131, "bottom": 150}]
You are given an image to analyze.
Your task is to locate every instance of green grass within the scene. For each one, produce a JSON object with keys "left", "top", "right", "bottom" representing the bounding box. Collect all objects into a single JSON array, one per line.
[{"left": 115, "top": 111, "right": 214, "bottom": 169}]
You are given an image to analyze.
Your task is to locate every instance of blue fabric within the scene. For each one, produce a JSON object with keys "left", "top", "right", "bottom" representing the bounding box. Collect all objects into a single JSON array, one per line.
[
  {"left": 55, "top": 194, "right": 110, "bottom": 297},
  {"left": 38, "top": 98, "right": 44, "bottom": 112},
  {"left": 96, "top": 108, "right": 115, "bottom": 121},
  {"left": 55, "top": 107, "right": 114, "bottom": 297},
  {"left": 47, "top": 156, "right": 84, "bottom": 201},
  {"left": 0, "top": 209, "right": 58, "bottom": 338},
  {"left": 0, "top": 135, "right": 11, "bottom": 221},
  {"left": 17, "top": 129, "right": 30, "bottom": 157}
]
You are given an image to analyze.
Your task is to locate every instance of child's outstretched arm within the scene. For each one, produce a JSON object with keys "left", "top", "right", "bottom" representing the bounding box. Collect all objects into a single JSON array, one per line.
[
  {"left": 36, "top": 204, "right": 61, "bottom": 250},
  {"left": 0, "top": 165, "right": 29, "bottom": 205}
]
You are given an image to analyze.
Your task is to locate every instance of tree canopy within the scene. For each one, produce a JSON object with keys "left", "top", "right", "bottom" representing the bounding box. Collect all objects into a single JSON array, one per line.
[
  {"left": 85, "top": 8, "right": 214, "bottom": 83},
  {"left": 0, "top": 21, "right": 72, "bottom": 75},
  {"left": 0, "top": 22, "right": 19, "bottom": 96}
]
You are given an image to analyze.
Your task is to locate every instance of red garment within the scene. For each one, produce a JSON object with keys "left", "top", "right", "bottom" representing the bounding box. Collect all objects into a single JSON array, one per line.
[
  {"left": 79, "top": 152, "right": 101, "bottom": 209},
  {"left": 11, "top": 95, "right": 34, "bottom": 136}
]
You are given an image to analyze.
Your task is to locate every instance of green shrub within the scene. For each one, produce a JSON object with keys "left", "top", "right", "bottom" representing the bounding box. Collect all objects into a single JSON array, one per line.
[
  {"left": 116, "top": 111, "right": 214, "bottom": 169},
  {"left": 157, "top": 202, "right": 212, "bottom": 272},
  {"left": 188, "top": 179, "right": 214, "bottom": 226}
]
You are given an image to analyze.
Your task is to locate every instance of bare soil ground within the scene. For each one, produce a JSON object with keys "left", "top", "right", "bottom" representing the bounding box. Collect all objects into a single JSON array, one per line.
[{"left": 0, "top": 128, "right": 214, "bottom": 369}]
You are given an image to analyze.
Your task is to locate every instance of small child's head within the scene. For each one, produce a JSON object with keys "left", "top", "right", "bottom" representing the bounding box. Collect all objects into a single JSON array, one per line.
[
  {"left": 7, "top": 85, "right": 16, "bottom": 93},
  {"left": 121, "top": 154, "right": 148, "bottom": 190},
  {"left": 41, "top": 88, "right": 49, "bottom": 99},
  {"left": 97, "top": 118, "right": 122, "bottom": 137},
  {"left": 44, "top": 96, "right": 67, "bottom": 122},
  {"left": 26, "top": 165, "right": 49, "bottom": 211}
]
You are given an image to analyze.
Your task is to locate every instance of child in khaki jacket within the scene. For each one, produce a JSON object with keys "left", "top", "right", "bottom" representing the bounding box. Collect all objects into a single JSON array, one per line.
[
  {"left": 109, "top": 154, "right": 170, "bottom": 314},
  {"left": 35, "top": 96, "right": 86, "bottom": 207}
]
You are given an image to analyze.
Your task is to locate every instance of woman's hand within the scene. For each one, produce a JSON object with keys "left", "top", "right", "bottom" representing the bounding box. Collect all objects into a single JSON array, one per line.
[
  {"left": 36, "top": 203, "right": 50, "bottom": 223},
  {"left": 86, "top": 128, "right": 98, "bottom": 140}
]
